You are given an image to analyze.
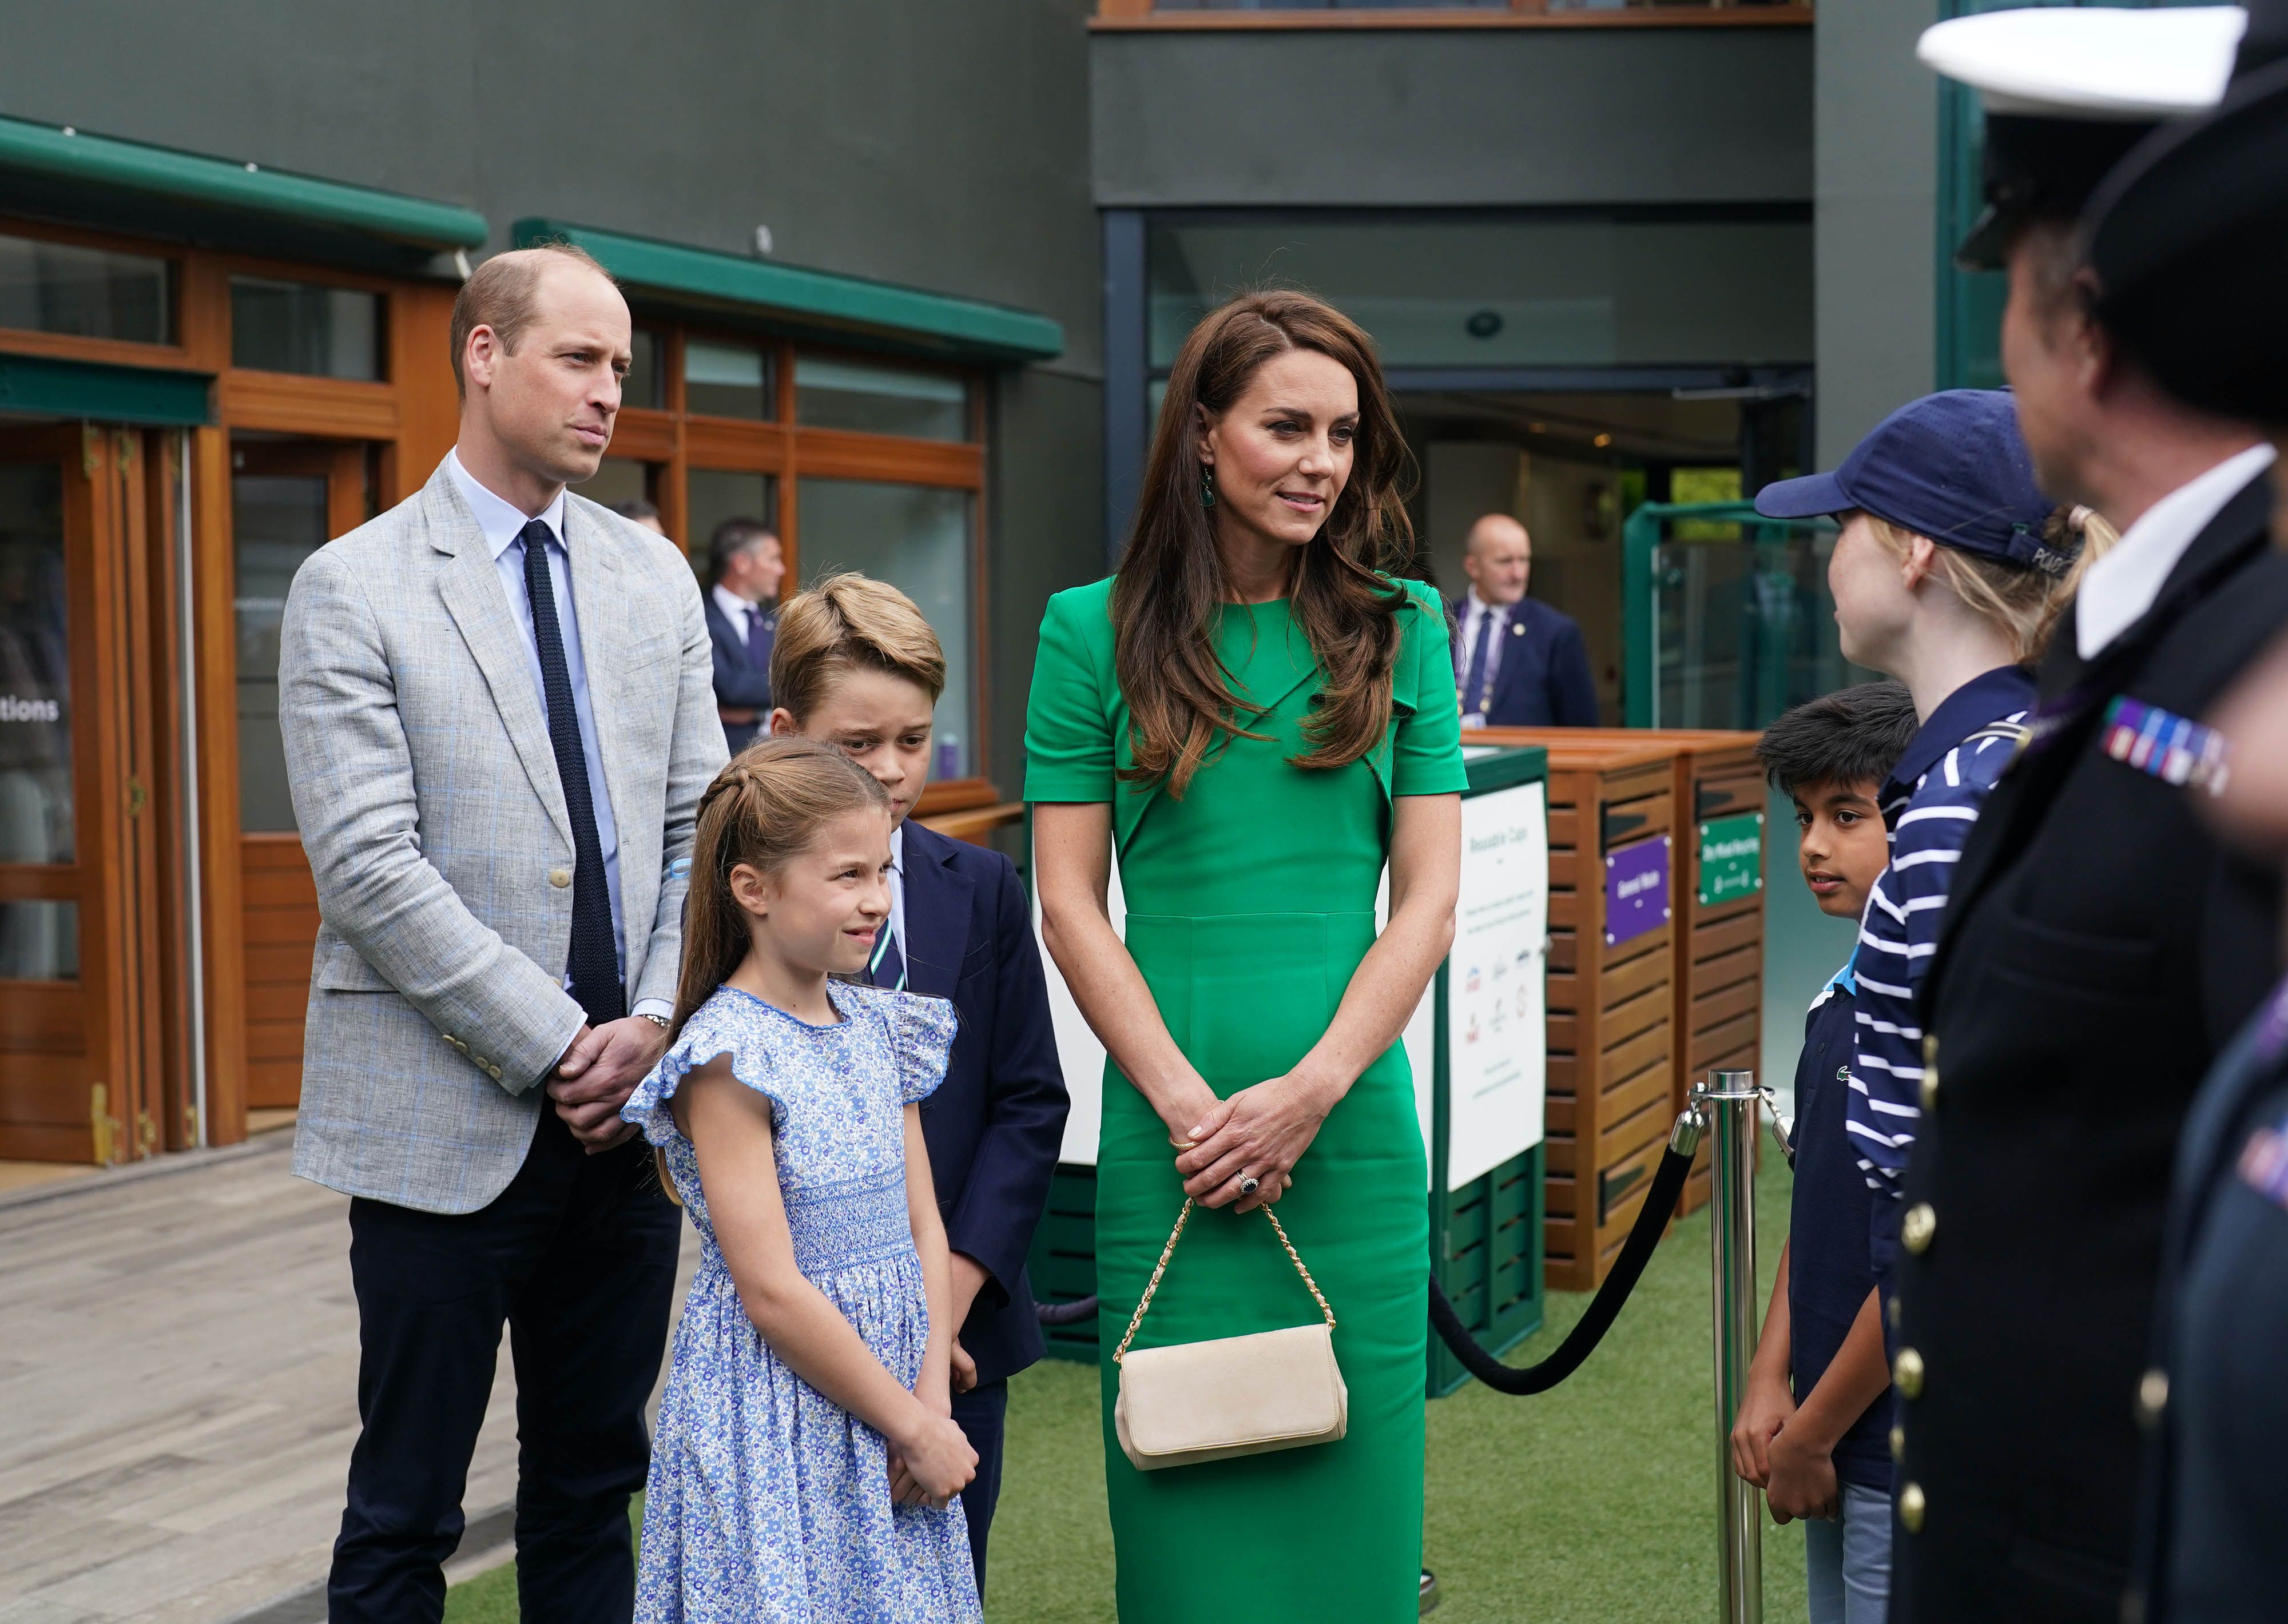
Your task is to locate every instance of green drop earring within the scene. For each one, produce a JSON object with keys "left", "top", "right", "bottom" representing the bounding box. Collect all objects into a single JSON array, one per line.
[{"left": 1199, "top": 467, "right": 1217, "bottom": 509}]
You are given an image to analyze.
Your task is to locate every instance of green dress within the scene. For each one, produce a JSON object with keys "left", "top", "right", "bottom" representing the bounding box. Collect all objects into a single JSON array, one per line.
[{"left": 1024, "top": 576, "right": 1467, "bottom": 1622}]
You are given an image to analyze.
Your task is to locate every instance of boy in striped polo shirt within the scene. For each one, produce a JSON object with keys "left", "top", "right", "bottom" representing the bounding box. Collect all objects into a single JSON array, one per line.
[{"left": 1754, "top": 391, "right": 2102, "bottom": 1288}]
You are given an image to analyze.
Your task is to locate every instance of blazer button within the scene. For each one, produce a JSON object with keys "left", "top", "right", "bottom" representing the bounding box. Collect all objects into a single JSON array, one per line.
[
  {"left": 2138, "top": 1367, "right": 2169, "bottom": 1428},
  {"left": 1902, "top": 1203, "right": 1937, "bottom": 1255},
  {"left": 1894, "top": 1346, "right": 1925, "bottom": 1400},
  {"left": 1898, "top": 1480, "right": 1926, "bottom": 1534},
  {"left": 472, "top": 1054, "right": 489, "bottom": 1072},
  {"left": 488, "top": 1064, "right": 504, "bottom": 1080},
  {"left": 1919, "top": 1065, "right": 1939, "bottom": 1113},
  {"left": 549, "top": 867, "right": 573, "bottom": 888}
]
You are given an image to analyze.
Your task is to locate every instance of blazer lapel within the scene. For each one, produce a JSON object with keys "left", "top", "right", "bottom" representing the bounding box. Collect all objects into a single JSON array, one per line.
[
  {"left": 899, "top": 823, "right": 971, "bottom": 1001},
  {"left": 565, "top": 501, "right": 636, "bottom": 837},
  {"left": 429, "top": 471, "right": 573, "bottom": 847}
]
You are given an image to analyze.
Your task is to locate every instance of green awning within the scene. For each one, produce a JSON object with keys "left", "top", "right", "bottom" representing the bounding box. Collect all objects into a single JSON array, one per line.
[
  {"left": 0, "top": 353, "right": 212, "bottom": 427},
  {"left": 515, "top": 218, "right": 1063, "bottom": 365},
  {"left": 0, "top": 116, "right": 486, "bottom": 270}
]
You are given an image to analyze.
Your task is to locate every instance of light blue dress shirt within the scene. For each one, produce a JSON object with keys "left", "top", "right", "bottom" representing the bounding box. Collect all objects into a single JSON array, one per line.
[{"left": 447, "top": 449, "right": 671, "bottom": 1022}]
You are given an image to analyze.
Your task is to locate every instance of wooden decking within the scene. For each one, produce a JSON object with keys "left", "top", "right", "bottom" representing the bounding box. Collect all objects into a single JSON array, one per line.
[{"left": 0, "top": 1135, "right": 696, "bottom": 1623}]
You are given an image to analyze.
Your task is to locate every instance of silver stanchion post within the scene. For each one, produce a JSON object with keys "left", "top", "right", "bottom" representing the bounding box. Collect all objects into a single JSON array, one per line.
[{"left": 1694, "top": 1069, "right": 1763, "bottom": 1624}]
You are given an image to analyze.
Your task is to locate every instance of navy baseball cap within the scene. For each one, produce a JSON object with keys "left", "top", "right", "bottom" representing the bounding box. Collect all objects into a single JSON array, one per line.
[{"left": 1753, "top": 390, "right": 2068, "bottom": 576}]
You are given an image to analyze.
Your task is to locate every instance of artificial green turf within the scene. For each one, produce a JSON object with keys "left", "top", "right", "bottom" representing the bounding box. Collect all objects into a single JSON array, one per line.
[{"left": 447, "top": 1156, "right": 1809, "bottom": 1622}]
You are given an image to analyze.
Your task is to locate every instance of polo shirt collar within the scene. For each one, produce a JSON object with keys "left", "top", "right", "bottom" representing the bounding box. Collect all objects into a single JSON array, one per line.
[{"left": 1882, "top": 663, "right": 2039, "bottom": 802}]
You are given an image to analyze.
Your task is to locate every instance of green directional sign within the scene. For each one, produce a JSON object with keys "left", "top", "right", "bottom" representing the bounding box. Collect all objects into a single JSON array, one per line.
[{"left": 1697, "top": 811, "right": 1763, "bottom": 908}]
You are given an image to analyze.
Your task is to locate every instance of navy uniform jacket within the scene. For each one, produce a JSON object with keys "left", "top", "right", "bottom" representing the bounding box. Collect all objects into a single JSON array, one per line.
[
  {"left": 1890, "top": 473, "right": 2288, "bottom": 1624},
  {"left": 900, "top": 818, "right": 1070, "bottom": 1387},
  {"left": 1446, "top": 595, "right": 1600, "bottom": 727},
  {"left": 2135, "top": 977, "right": 2288, "bottom": 1624},
  {"left": 704, "top": 591, "right": 772, "bottom": 754}
]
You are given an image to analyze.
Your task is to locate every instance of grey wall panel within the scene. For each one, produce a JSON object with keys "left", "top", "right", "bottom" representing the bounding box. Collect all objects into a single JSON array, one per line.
[
  {"left": 1091, "top": 27, "right": 1813, "bottom": 208},
  {"left": 1814, "top": 0, "right": 1940, "bottom": 465},
  {"left": 0, "top": 0, "right": 1103, "bottom": 373}
]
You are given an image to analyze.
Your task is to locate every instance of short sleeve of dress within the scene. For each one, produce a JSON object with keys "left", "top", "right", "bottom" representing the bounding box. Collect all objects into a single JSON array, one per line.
[
  {"left": 1392, "top": 579, "right": 1469, "bottom": 797},
  {"left": 1024, "top": 584, "right": 1117, "bottom": 803},
  {"left": 888, "top": 992, "right": 960, "bottom": 1104},
  {"left": 619, "top": 999, "right": 789, "bottom": 1145}
]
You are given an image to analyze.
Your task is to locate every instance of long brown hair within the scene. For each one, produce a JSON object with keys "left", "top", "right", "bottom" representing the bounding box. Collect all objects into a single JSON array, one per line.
[
  {"left": 668, "top": 737, "right": 890, "bottom": 1041},
  {"left": 1112, "top": 289, "right": 1417, "bottom": 798}
]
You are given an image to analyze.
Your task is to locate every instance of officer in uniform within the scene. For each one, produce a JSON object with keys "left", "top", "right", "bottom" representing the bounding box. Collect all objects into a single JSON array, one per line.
[
  {"left": 1890, "top": 9, "right": 2288, "bottom": 1622},
  {"left": 2086, "top": 6, "right": 2288, "bottom": 1618}
]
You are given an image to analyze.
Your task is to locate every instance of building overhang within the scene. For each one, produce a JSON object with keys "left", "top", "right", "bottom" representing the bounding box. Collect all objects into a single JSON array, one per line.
[{"left": 514, "top": 218, "right": 1065, "bottom": 367}]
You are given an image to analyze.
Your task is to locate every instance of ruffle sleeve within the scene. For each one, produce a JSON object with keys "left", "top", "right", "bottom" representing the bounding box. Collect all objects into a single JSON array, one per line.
[
  {"left": 887, "top": 991, "right": 960, "bottom": 1105},
  {"left": 619, "top": 1003, "right": 789, "bottom": 1145}
]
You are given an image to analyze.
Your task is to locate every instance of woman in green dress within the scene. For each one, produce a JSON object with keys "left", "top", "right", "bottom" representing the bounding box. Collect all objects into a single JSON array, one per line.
[{"left": 1027, "top": 290, "right": 1465, "bottom": 1621}]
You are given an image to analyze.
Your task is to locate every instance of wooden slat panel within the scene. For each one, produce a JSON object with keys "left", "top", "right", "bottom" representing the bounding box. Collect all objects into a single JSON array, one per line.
[
  {"left": 1690, "top": 1012, "right": 1761, "bottom": 1074},
  {"left": 1547, "top": 805, "right": 1579, "bottom": 850},
  {"left": 1695, "top": 909, "right": 1761, "bottom": 964},
  {"left": 1691, "top": 940, "right": 1761, "bottom": 997},
  {"left": 1545, "top": 1053, "right": 1576, "bottom": 1098},
  {"left": 241, "top": 835, "right": 320, "bottom": 1111},
  {"left": 218, "top": 372, "right": 399, "bottom": 439},
  {"left": 1543, "top": 1135, "right": 1577, "bottom": 1179},
  {"left": 1546, "top": 1012, "right": 1578, "bottom": 1055},
  {"left": 1547, "top": 932, "right": 1577, "bottom": 975},
  {"left": 245, "top": 1059, "right": 303, "bottom": 1109},
  {"left": 1601, "top": 942, "right": 1670, "bottom": 1009},
  {"left": 1543, "top": 1096, "right": 1576, "bottom": 1138},
  {"left": 683, "top": 417, "right": 790, "bottom": 472},
  {"left": 1547, "top": 888, "right": 1580, "bottom": 933},
  {"left": 1594, "top": 1066, "right": 1671, "bottom": 1156},
  {"left": 1601, "top": 980, "right": 1667, "bottom": 1049},
  {"left": 245, "top": 944, "right": 315, "bottom": 985},
  {"left": 0, "top": 1122, "right": 94, "bottom": 1160},
  {"left": 1690, "top": 978, "right": 1761, "bottom": 1038},
  {"left": 1544, "top": 847, "right": 1580, "bottom": 893},
  {"left": 240, "top": 837, "right": 312, "bottom": 871},
  {"left": 1603, "top": 923, "right": 1671, "bottom": 977},
  {"left": 0, "top": 1062, "right": 95, "bottom": 1123},
  {"left": 1599, "top": 1023, "right": 1671, "bottom": 1097},
  {"left": 0, "top": 983, "right": 86, "bottom": 1049},
  {"left": 243, "top": 906, "right": 324, "bottom": 947},
  {"left": 244, "top": 983, "right": 313, "bottom": 1024},
  {"left": 244, "top": 1020, "right": 308, "bottom": 1062},
  {"left": 241, "top": 869, "right": 319, "bottom": 909}
]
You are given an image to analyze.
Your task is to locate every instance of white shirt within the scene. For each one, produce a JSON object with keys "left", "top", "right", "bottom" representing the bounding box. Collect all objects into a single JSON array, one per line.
[
  {"left": 1453, "top": 590, "right": 1515, "bottom": 717},
  {"left": 887, "top": 819, "right": 907, "bottom": 960},
  {"left": 446, "top": 449, "right": 670, "bottom": 1022},
  {"left": 711, "top": 582, "right": 769, "bottom": 643},
  {"left": 2076, "top": 443, "right": 2278, "bottom": 659}
]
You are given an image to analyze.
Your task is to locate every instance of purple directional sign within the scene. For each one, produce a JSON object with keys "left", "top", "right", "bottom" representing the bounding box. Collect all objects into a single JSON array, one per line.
[{"left": 1603, "top": 834, "right": 1671, "bottom": 948}]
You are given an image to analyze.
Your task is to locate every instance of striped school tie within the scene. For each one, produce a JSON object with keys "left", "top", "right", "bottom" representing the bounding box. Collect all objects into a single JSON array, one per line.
[{"left": 866, "top": 921, "right": 907, "bottom": 992}]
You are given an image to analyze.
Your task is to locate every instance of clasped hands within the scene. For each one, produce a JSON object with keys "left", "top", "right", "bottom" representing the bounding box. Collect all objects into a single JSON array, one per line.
[
  {"left": 1730, "top": 1371, "right": 1839, "bottom": 1524},
  {"left": 1169, "top": 1068, "right": 1343, "bottom": 1213},
  {"left": 549, "top": 1017, "right": 671, "bottom": 1153}
]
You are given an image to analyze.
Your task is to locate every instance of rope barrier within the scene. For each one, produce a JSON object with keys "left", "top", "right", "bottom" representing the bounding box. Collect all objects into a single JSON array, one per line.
[{"left": 1427, "top": 1107, "right": 1702, "bottom": 1395}]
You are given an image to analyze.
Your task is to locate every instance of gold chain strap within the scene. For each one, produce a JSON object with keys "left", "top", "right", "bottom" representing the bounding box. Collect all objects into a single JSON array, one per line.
[{"left": 1112, "top": 1197, "right": 1336, "bottom": 1364}]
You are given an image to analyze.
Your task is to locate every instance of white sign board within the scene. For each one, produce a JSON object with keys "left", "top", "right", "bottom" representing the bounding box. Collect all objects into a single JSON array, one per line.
[
  {"left": 1035, "top": 843, "right": 1116, "bottom": 1166},
  {"left": 1443, "top": 780, "right": 1550, "bottom": 1189}
]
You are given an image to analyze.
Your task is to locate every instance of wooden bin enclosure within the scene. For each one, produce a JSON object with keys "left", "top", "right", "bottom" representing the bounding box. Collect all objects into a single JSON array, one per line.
[
  {"left": 1477, "top": 732, "right": 1678, "bottom": 1291},
  {"left": 1489, "top": 730, "right": 1767, "bottom": 1215}
]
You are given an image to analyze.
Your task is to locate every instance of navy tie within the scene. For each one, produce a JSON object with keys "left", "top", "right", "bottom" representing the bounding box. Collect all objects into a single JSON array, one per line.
[
  {"left": 521, "top": 520, "right": 625, "bottom": 1026},
  {"left": 866, "top": 920, "right": 907, "bottom": 993},
  {"left": 1462, "top": 607, "right": 1500, "bottom": 716},
  {"left": 746, "top": 605, "right": 774, "bottom": 672}
]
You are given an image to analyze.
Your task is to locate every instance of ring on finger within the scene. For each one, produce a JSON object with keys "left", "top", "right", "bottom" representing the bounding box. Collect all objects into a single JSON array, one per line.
[{"left": 1237, "top": 1173, "right": 1261, "bottom": 1197}]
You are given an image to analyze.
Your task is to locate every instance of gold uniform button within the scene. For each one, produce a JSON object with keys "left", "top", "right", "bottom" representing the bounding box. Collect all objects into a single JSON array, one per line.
[
  {"left": 1920, "top": 1065, "right": 1939, "bottom": 1112},
  {"left": 1902, "top": 1203, "right": 1937, "bottom": 1255},
  {"left": 1894, "top": 1346, "right": 1925, "bottom": 1400},
  {"left": 1898, "top": 1481, "right": 1926, "bottom": 1534},
  {"left": 2138, "top": 1368, "right": 2169, "bottom": 1428},
  {"left": 1890, "top": 1424, "right": 1905, "bottom": 1462},
  {"left": 1921, "top": 1033, "right": 1938, "bottom": 1065},
  {"left": 548, "top": 867, "right": 573, "bottom": 889}
]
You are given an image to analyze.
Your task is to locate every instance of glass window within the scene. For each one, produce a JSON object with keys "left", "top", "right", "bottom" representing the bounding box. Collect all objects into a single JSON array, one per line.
[
  {"left": 684, "top": 337, "right": 773, "bottom": 419},
  {"left": 0, "top": 463, "right": 74, "bottom": 866},
  {"left": 233, "top": 473, "right": 329, "bottom": 833},
  {"left": 0, "top": 232, "right": 173, "bottom": 345},
  {"left": 796, "top": 479, "right": 975, "bottom": 778},
  {"left": 575, "top": 458, "right": 656, "bottom": 518},
  {"left": 1146, "top": 217, "right": 1812, "bottom": 371},
  {"left": 685, "top": 469, "right": 779, "bottom": 576},
  {"left": 795, "top": 356, "right": 968, "bottom": 441},
  {"left": 624, "top": 329, "right": 664, "bottom": 410},
  {"left": 230, "top": 277, "right": 385, "bottom": 380},
  {"left": 0, "top": 901, "right": 76, "bottom": 981}
]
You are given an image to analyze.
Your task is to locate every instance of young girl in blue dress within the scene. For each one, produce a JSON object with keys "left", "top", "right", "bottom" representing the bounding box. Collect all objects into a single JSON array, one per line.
[{"left": 622, "top": 737, "right": 982, "bottom": 1623}]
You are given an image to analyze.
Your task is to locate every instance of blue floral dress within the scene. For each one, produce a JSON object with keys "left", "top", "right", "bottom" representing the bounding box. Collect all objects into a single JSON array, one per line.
[{"left": 622, "top": 981, "right": 982, "bottom": 1624}]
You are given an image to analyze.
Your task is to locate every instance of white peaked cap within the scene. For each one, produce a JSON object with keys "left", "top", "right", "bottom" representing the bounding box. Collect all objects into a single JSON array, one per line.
[{"left": 1918, "top": 5, "right": 2247, "bottom": 120}]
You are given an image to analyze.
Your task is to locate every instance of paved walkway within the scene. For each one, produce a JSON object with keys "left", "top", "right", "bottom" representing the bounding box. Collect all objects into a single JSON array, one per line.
[{"left": 0, "top": 1135, "right": 697, "bottom": 1623}]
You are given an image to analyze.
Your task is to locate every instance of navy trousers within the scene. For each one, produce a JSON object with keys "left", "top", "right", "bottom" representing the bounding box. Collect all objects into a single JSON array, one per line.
[
  {"left": 951, "top": 1378, "right": 1010, "bottom": 1598},
  {"left": 328, "top": 1110, "right": 681, "bottom": 1623}
]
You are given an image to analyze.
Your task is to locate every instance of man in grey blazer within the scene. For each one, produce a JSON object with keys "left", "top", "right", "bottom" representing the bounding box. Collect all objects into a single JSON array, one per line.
[{"left": 279, "top": 244, "right": 725, "bottom": 1622}]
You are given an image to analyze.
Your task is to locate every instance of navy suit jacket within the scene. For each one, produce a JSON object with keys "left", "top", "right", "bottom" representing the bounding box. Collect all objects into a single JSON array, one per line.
[
  {"left": 704, "top": 592, "right": 772, "bottom": 754},
  {"left": 1447, "top": 594, "right": 1599, "bottom": 727},
  {"left": 900, "top": 818, "right": 1070, "bottom": 1387}
]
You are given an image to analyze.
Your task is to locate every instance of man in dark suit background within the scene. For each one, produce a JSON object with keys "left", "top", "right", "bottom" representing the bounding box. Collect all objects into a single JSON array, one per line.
[
  {"left": 768, "top": 570, "right": 1067, "bottom": 1596},
  {"left": 702, "top": 516, "right": 782, "bottom": 751},
  {"left": 1449, "top": 512, "right": 1600, "bottom": 728}
]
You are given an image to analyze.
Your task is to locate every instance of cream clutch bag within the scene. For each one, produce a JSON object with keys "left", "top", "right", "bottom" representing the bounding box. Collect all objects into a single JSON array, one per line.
[{"left": 1111, "top": 1196, "right": 1348, "bottom": 1472}]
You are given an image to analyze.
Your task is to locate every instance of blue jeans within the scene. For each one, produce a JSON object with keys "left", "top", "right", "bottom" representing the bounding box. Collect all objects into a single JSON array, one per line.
[{"left": 1804, "top": 1479, "right": 1893, "bottom": 1624}]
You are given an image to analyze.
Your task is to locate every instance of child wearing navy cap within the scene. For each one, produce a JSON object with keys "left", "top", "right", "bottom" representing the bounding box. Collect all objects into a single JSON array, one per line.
[
  {"left": 1733, "top": 681, "right": 1920, "bottom": 1624},
  {"left": 1754, "top": 390, "right": 2111, "bottom": 1292}
]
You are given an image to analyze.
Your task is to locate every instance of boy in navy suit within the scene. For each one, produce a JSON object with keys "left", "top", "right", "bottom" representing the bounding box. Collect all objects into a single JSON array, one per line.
[{"left": 769, "top": 572, "right": 1068, "bottom": 1594}]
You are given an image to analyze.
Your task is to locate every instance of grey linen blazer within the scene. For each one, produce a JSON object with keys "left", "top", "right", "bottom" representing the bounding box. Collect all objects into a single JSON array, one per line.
[{"left": 278, "top": 458, "right": 726, "bottom": 1215}]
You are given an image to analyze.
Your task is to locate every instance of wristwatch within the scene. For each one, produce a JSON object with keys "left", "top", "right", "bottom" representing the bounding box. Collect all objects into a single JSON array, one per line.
[{"left": 637, "top": 1012, "right": 671, "bottom": 1031}]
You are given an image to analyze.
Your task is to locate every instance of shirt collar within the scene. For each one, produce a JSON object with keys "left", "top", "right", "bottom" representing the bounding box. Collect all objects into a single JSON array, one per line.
[
  {"left": 2075, "top": 443, "right": 2277, "bottom": 659},
  {"left": 711, "top": 582, "right": 761, "bottom": 625},
  {"left": 447, "top": 447, "right": 569, "bottom": 562},
  {"left": 1882, "top": 664, "right": 2039, "bottom": 806},
  {"left": 1465, "top": 589, "right": 1512, "bottom": 622},
  {"left": 888, "top": 819, "right": 905, "bottom": 875}
]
